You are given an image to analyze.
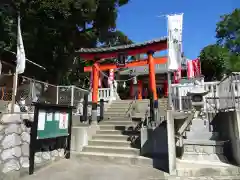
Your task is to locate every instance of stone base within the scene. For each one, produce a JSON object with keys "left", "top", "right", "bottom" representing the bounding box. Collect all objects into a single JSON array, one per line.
[
  {"left": 186, "top": 131, "right": 219, "bottom": 140},
  {"left": 181, "top": 140, "right": 228, "bottom": 163}
]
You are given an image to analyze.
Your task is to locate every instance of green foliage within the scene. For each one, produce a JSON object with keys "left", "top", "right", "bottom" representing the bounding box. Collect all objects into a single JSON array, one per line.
[
  {"left": 216, "top": 8, "right": 240, "bottom": 54},
  {"left": 0, "top": 0, "right": 131, "bottom": 86},
  {"left": 199, "top": 44, "right": 230, "bottom": 81},
  {"left": 228, "top": 53, "right": 240, "bottom": 72},
  {"left": 199, "top": 8, "right": 240, "bottom": 81}
]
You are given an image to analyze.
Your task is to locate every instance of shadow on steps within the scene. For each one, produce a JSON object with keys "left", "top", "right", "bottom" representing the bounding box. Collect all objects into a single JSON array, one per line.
[{"left": 140, "top": 122, "right": 169, "bottom": 173}]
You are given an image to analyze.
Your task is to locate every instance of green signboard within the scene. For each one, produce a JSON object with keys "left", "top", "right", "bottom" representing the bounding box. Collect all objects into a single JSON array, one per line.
[
  {"left": 29, "top": 103, "right": 73, "bottom": 175},
  {"left": 37, "top": 110, "right": 69, "bottom": 139}
]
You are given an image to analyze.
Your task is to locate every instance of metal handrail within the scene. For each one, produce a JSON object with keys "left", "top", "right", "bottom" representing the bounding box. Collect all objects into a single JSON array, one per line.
[{"left": 125, "top": 91, "right": 138, "bottom": 115}]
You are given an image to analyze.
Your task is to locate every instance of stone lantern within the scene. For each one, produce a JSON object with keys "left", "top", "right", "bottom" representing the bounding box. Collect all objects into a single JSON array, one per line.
[
  {"left": 180, "top": 82, "right": 227, "bottom": 163},
  {"left": 187, "top": 85, "right": 208, "bottom": 118}
]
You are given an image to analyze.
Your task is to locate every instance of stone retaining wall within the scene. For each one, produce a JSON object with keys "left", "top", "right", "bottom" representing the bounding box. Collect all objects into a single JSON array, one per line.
[{"left": 0, "top": 113, "right": 66, "bottom": 179}]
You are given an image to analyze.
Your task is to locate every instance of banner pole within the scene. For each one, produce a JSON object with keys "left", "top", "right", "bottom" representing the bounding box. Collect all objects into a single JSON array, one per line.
[
  {"left": 166, "top": 15, "right": 173, "bottom": 110},
  {"left": 11, "top": 72, "right": 18, "bottom": 113}
]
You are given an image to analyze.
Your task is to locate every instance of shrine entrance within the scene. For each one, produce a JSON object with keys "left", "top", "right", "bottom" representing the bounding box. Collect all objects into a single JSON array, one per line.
[
  {"left": 77, "top": 37, "right": 168, "bottom": 122},
  {"left": 119, "top": 70, "right": 170, "bottom": 100}
]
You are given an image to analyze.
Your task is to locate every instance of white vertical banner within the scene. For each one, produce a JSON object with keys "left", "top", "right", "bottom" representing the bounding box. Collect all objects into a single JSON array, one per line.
[
  {"left": 59, "top": 112, "right": 69, "bottom": 129},
  {"left": 167, "top": 13, "right": 183, "bottom": 71},
  {"left": 108, "top": 69, "right": 114, "bottom": 86},
  {"left": 11, "top": 14, "right": 26, "bottom": 112},
  {"left": 16, "top": 15, "right": 26, "bottom": 74}
]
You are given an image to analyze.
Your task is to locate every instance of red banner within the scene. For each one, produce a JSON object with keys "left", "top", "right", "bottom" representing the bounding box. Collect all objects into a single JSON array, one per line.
[
  {"left": 174, "top": 67, "right": 182, "bottom": 83},
  {"left": 187, "top": 58, "right": 201, "bottom": 79}
]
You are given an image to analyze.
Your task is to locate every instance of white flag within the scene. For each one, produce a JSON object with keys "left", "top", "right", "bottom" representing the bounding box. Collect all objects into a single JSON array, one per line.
[
  {"left": 16, "top": 15, "right": 26, "bottom": 74},
  {"left": 167, "top": 14, "right": 183, "bottom": 71},
  {"left": 0, "top": 61, "right": 2, "bottom": 75}
]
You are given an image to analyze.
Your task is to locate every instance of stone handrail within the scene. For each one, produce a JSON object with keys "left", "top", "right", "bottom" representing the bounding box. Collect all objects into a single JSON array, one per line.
[
  {"left": 171, "top": 81, "right": 219, "bottom": 111},
  {"left": 88, "top": 85, "right": 119, "bottom": 102}
]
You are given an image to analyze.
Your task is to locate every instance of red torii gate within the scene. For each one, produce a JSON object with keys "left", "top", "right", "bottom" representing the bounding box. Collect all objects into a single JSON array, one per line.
[
  {"left": 77, "top": 37, "right": 168, "bottom": 122},
  {"left": 83, "top": 56, "right": 167, "bottom": 72}
]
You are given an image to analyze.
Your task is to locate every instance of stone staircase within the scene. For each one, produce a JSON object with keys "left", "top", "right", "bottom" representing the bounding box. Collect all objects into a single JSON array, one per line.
[
  {"left": 74, "top": 99, "right": 164, "bottom": 166},
  {"left": 72, "top": 99, "right": 240, "bottom": 178},
  {"left": 131, "top": 98, "right": 168, "bottom": 120}
]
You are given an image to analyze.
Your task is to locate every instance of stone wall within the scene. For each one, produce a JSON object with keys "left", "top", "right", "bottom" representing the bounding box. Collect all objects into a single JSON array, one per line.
[
  {"left": 212, "top": 110, "right": 240, "bottom": 165},
  {"left": 140, "top": 123, "right": 168, "bottom": 157},
  {"left": 0, "top": 113, "right": 66, "bottom": 179}
]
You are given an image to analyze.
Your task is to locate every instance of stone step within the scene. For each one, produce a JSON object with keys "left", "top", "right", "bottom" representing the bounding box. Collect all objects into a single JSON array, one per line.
[
  {"left": 96, "top": 130, "right": 123, "bottom": 135},
  {"left": 72, "top": 152, "right": 240, "bottom": 178},
  {"left": 92, "top": 134, "right": 130, "bottom": 141},
  {"left": 109, "top": 105, "right": 131, "bottom": 109},
  {"left": 189, "top": 119, "right": 211, "bottom": 131},
  {"left": 168, "top": 176, "right": 240, "bottom": 180},
  {"left": 185, "top": 131, "right": 219, "bottom": 140},
  {"left": 131, "top": 117, "right": 143, "bottom": 122},
  {"left": 82, "top": 146, "right": 140, "bottom": 155},
  {"left": 157, "top": 102, "right": 167, "bottom": 105},
  {"left": 104, "top": 117, "right": 130, "bottom": 121},
  {"left": 104, "top": 114, "right": 130, "bottom": 118},
  {"left": 111, "top": 101, "right": 132, "bottom": 104},
  {"left": 176, "top": 159, "right": 240, "bottom": 177},
  {"left": 99, "top": 125, "right": 135, "bottom": 131},
  {"left": 96, "top": 130, "right": 140, "bottom": 136},
  {"left": 105, "top": 112, "right": 129, "bottom": 115},
  {"left": 104, "top": 117, "right": 132, "bottom": 121},
  {"left": 104, "top": 112, "right": 129, "bottom": 116},
  {"left": 106, "top": 108, "right": 128, "bottom": 112},
  {"left": 72, "top": 151, "right": 166, "bottom": 168},
  {"left": 107, "top": 107, "right": 129, "bottom": 110},
  {"left": 88, "top": 139, "right": 132, "bottom": 147},
  {"left": 100, "top": 121, "right": 134, "bottom": 126},
  {"left": 134, "top": 103, "right": 149, "bottom": 106}
]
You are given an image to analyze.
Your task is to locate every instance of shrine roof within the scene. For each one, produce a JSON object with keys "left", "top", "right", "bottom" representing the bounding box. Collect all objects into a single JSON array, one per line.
[{"left": 76, "top": 37, "right": 167, "bottom": 59}]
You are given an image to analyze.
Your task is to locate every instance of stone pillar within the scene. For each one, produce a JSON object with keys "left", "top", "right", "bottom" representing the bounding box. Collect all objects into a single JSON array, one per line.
[
  {"left": 234, "top": 110, "right": 240, "bottom": 139},
  {"left": 166, "top": 110, "right": 176, "bottom": 175},
  {"left": 92, "top": 62, "right": 99, "bottom": 124}
]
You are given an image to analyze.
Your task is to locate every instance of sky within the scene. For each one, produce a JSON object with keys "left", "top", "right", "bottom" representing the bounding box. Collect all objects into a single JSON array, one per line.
[{"left": 116, "top": 0, "right": 240, "bottom": 59}]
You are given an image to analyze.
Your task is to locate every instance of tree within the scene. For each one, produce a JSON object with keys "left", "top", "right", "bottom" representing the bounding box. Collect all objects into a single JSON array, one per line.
[
  {"left": 0, "top": 0, "right": 131, "bottom": 86},
  {"left": 199, "top": 8, "right": 240, "bottom": 81},
  {"left": 199, "top": 44, "right": 230, "bottom": 81},
  {"left": 216, "top": 8, "right": 240, "bottom": 55}
]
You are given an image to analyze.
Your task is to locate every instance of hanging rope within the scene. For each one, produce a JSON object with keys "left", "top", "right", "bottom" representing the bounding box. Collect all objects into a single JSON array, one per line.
[{"left": 95, "top": 64, "right": 136, "bottom": 83}]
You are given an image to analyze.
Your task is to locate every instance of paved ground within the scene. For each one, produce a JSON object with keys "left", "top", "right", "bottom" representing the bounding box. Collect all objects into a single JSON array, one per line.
[
  {"left": 20, "top": 159, "right": 240, "bottom": 180},
  {"left": 20, "top": 159, "right": 167, "bottom": 180}
]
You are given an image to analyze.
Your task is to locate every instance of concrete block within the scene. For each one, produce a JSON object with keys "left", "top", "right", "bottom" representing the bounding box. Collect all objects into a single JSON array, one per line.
[
  {"left": 88, "top": 140, "right": 131, "bottom": 147},
  {"left": 190, "top": 119, "right": 210, "bottom": 132},
  {"left": 0, "top": 114, "right": 22, "bottom": 124},
  {"left": 83, "top": 146, "right": 139, "bottom": 155},
  {"left": 186, "top": 131, "right": 219, "bottom": 140},
  {"left": 71, "top": 125, "right": 100, "bottom": 152},
  {"left": 92, "top": 134, "right": 129, "bottom": 141},
  {"left": 71, "top": 126, "right": 89, "bottom": 152}
]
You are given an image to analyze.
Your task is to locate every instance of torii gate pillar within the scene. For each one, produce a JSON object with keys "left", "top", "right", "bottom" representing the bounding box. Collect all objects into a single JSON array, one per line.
[
  {"left": 147, "top": 51, "right": 158, "bottom": 107},
  {"left": 92, "top": 62, "right": 99, "bottom": 124}
]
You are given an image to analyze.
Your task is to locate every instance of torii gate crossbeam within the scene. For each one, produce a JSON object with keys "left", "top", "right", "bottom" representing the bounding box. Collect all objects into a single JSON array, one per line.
[{"left": 84, "top": 57, "right": 167, "bottom": 72}]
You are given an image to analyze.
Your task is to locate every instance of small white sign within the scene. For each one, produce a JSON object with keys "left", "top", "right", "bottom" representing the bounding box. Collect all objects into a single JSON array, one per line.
[
  {"left": 46, "top": 113, "right": 53, "bottom": 121},
  {"left": 59, "top": 113, "right": 69, "bottom": 129},
  {"left": 54, "top": 112, "right": 60, "bottom": 121},
  {"left": 97, "top": 107, "right": 100, "bottom": 116},
  {"left": 38, "top": 111, "right": 46, "bottom": 130}
]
